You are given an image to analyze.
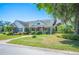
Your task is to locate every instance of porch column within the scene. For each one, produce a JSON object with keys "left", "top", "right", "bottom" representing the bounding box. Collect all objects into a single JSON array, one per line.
[
  {"left": 23, "top": 27, "right": 25, "bottom": 32},
  {"left": 41, "top": 27, "right": 44, "bottom": 34},
  {"left": 35, "top": 27, "right": 37, "bottom": 34}
]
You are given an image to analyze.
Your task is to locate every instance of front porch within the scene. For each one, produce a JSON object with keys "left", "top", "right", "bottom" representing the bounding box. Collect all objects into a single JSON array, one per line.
[{"left": 24, "top": 27, "right": 52, "bottom": 34}]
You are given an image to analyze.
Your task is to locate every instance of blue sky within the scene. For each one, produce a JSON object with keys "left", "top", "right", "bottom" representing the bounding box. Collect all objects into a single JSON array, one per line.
[{"left": 0, "top": 3, "right": 53, "bottom": 23}]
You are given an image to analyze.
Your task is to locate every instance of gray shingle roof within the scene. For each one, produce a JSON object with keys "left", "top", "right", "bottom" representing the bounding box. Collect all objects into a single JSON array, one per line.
[
  {"left": 13, "top": 19, "right": 62, "bottom": 27},
  {"left": 28, "top": 19, "right": 55, "bottom": 27},
  {"left": 14, "top": 20, "right": 29, "bottom": 27}
]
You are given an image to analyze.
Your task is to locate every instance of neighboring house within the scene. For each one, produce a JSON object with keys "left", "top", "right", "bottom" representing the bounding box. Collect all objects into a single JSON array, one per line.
[{"left": 12, "top": 19, "right": 61, "bottom": 34}]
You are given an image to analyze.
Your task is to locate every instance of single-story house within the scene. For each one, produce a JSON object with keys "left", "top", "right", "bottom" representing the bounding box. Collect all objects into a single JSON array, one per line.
[{"left": 12, "top": 19, "right": 61, "bottom": 34}]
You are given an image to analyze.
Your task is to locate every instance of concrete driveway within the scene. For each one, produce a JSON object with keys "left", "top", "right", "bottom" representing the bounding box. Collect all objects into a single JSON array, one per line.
[{"left": 0, "top": 36, "right": 79, "bottom": 55}]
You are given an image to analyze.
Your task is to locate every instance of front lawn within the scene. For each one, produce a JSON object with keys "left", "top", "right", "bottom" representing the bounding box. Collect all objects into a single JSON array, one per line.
[
  {"left": 0, "top": 34, "right": 24, "bottom": 40},
  {"left": 8, "top": 34, "right": 79, "bottom": 52}
]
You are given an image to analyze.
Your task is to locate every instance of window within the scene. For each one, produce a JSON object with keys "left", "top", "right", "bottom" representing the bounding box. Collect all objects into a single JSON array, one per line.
[
  {"left": 37, "top": 23, "right": 40, "bottom": 25},
  {"left": 18, "top": 28, "right": 23, "bottom": 32}
]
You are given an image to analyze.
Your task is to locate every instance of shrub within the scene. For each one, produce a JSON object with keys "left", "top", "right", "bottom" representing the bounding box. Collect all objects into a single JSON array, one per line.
[
  {"left": 36, "top": 31, "right": 42, "bottom": 35},
  {"left": 2, "top": 32, "right": 6, "bottom": 34},
  {"left": 23, "top": 32, "right": 29, "bottom": 35},
  {"left": 14, "top": 32, "right": 22, "bottom": 35},
  {"left": 4, "top": 32, "right": 13, "bottom": 35},
  {"left": 4, "top": 25, "right": 14, "bottom": 32},
  {"left": 31, "top": 31, "right": 36, "bottom": 34},
  {"left": 62, "top": 34, "right": 79, "bottom": 40},
  {"left": 57, "top": 24, "right": 74, "bottom": 33},
  {"left": 32, "top": 35, "right": 36, "bottom": 38}
]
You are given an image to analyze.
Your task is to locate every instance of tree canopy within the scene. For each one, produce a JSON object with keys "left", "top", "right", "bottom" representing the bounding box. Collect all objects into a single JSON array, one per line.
[{"left": 36, "top": 3, "right": 79, "bottom": 34}]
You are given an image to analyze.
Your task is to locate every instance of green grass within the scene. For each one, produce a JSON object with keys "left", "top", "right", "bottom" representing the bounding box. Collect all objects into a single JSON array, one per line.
[
  {"left": 8, "top": 34, "right": 79, "bottom": 52},
  {"left": 0, "top": 34, "right": 24, "bottom": 40}
]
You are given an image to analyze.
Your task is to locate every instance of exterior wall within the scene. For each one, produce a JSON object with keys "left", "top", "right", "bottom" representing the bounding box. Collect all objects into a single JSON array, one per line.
[{"left": 14, "top": 21, "right": 25, "bottom": 32}]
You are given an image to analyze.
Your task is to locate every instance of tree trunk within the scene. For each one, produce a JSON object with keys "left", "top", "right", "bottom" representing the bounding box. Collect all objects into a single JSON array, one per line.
[
  {"left": 75, "top": 13, "right": 79, "bottom": 34},
  {"left": 74, "top": 3, "right": 79, "bottom": 34}
]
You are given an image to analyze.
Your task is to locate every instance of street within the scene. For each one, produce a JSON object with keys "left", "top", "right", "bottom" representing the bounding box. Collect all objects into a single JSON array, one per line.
[{"left": 0, "top": 44, "right": 68, "bottom": 55}]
